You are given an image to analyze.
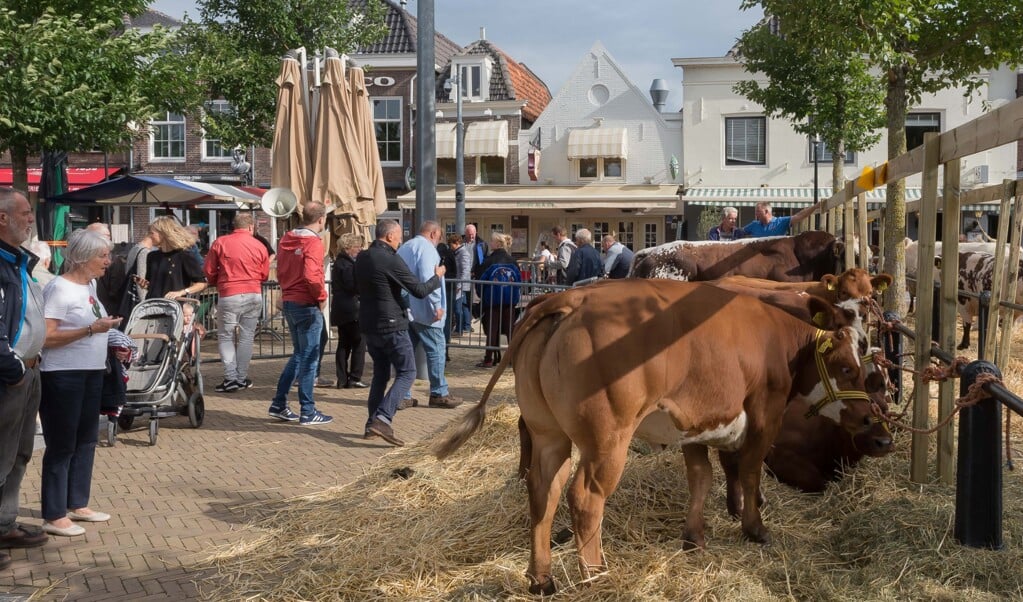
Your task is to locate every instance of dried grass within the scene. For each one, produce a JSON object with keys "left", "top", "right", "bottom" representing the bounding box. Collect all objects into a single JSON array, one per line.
[{"left": 201, "top": 320, "right": 1023, "bottom": 601}]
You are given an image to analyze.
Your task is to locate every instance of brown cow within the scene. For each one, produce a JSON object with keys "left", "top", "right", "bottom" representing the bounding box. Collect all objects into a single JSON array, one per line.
[
  {"left": 629, "top": 230, "right": 842, "bottom": 282},
  {"left": 434, "top": 280, "right": 883, "bottom": 595},
  {"left": 716, "top": 268, "right": 893, "bottom": 306}
]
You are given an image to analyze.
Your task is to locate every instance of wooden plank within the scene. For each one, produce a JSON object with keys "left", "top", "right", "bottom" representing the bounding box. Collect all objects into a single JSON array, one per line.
[
  {"left": 960, "top": 182, "right": 1011, "bottom": 206},
  {"left": 912, "top": 132, "right": 941, "bottom": 484},
  {"left": 984, "top": 180, "right": 1016, "bottom": 363},
  {"left": 843, "top": 181, "right": 855, "bottom": 269},
  {"left": 997, "top": 187, "right": 1023, "bottom": 366},
  {"left": 936, "top": 157, "right": 961, "bottom": 486},
  {"left": 857, "top": 192, "right": 868, "bottom": 269}
]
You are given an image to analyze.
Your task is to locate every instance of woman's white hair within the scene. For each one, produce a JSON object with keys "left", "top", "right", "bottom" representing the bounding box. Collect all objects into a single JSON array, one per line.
[{"left": 64, "top": 229, "right": 112, "bottom": 272}]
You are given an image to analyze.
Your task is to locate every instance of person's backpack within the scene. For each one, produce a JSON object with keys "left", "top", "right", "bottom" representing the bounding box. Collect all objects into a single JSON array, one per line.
[{"left": 479, "top": 262, "right": 522, "bottom": 307}]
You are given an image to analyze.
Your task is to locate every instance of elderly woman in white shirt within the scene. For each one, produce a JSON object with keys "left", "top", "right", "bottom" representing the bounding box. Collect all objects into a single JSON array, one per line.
[{"left": 38, "top": 230, "right": 123, "bottom": 537}]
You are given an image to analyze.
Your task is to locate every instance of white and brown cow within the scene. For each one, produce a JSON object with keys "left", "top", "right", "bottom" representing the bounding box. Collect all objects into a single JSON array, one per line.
[
  {"left": 951, "top": 251, "right": 1023, "bottom": 349},
  {"left": 434, "top": 279, "right": 881, "bottom": 595},
  {"left": 904, "top": 239, "right": 1017, "bottom": 312},
  {"left": 629, "top": 230, "right": 842, "bottom": 282}
]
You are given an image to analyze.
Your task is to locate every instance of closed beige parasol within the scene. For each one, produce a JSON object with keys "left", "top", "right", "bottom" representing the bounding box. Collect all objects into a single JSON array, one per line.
[{"left": 270, "top": 51, "right": 312, "bottom": 211}]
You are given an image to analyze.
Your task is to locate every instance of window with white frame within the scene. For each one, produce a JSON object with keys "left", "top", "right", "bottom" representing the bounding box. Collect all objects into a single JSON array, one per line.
[
  {"left": 807, "top": 138, "right": 855, "bottom": 164},
  {"left": 479, "top": 156, "right": 504, "bottom": 184},
  {"left": 202, "top": 101, "right": 234, "bottom": 161},
  {"left": 577, "top": 157, "right": 625, "bottom": 181},
  {"left": 151, "top": 111, "right": 185, "bottom": 160},
  {"left": 617, "top": 222, "right": 635, "bottom": 249},
  {"left": 644, "top": 223, "right": 658, "bottom": 248},
  {"left": 373, "top": 97, "right": 402, "bottom": 165},
  {"left": 592, "top": 222, "right": 609, "bottom": 241},
  {"left": 725, "top": 116, "right": 766, "bottom": 166},
  {"left": 452, "top": 60, "right": 488, "bottom": 101}
]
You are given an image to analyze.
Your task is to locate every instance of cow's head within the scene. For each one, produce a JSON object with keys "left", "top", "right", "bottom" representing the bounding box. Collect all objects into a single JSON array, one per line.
[
  {"left": 821, "top": 269, "right": 893, "bottom": 302},
  {"left": 797, "top": 327, "right": 881, "bottom": 438}
]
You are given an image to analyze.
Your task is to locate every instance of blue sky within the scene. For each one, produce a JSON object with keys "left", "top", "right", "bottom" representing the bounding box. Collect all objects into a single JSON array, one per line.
[{"left": 150, "top": 0, "right": 764, "bottom": 110}]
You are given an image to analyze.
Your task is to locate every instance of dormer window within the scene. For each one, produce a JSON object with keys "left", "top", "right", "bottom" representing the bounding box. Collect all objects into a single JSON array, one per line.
[{"left": 450, "top": 58, "right": 491, "bottom": 102}]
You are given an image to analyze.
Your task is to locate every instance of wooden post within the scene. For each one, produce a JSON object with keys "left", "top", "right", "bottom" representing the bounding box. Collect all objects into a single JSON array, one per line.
[
  {"left": 997, "top": 185, "right": 1023, "bottom": 366},
  {"left": 984, "top": 180, "right": 1015, "bottom": 363},
  {"left": 937, "top": 157, "right": 961, "bottom": 485},
  {"left": 844, "top": 181, "right": 856, "bottom": 270},
  {"left": 857, "top": 192, "right": 868, "bottom": 269},
  {"left": 878, "top": 208, "right": 886, "bottom": 272},
  {"left": 912, "top": 132, "right": 941, "bottom": 484}
]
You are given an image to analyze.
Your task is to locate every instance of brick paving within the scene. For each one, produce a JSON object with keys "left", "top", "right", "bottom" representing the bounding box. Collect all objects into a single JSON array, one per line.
[{"left": 0, "top": 344, "right": 499, "bottom": 601}]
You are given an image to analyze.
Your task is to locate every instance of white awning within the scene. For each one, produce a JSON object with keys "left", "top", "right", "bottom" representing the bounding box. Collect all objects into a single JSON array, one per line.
[
  {"left": 566, "top": 127, "right": 628, "bottom": 159},
  {"left": 681, "top": 186, "right": 904, "bottom": 209},
  {"left": 435, "top": 123, "right": 457, "bottom": 159},
  {"left": 464, "top": 120, "right": 509, "bottom": 158},
  {"left": 397, "top": 184, "right": 680, "bottom": 212}
]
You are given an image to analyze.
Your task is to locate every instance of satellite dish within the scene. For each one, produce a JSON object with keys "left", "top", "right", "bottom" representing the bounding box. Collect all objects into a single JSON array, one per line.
[{"left": 261, "top": 187, "right": 298, "bottom": 218}]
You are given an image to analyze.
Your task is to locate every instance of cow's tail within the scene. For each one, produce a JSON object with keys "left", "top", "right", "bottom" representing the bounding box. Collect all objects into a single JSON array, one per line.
[{"left": 432, "top": 292, "right": 581, "bottom": 461}]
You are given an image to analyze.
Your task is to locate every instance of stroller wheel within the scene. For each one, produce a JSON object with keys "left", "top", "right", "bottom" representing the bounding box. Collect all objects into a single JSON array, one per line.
[
  {"left": 117, "top": 415, "right": 135, "bottom": 431},
  {"left": 149, "top": 419, "right": 158, "bottom": 446},
  {"left": 106, "top": 420, "right": 117, "bottom": 446},
  {"left": 188, "top": 393, "right": 205, "bottom": 428}
]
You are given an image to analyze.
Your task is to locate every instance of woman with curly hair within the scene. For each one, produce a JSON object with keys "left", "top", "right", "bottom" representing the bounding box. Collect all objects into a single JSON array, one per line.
[{"left": 135, "top": 216, "right": 207, "bottom": 300}]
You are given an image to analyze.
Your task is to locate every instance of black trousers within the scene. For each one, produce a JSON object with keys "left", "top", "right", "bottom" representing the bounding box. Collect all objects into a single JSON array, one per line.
[{"left": 335, "top": 320, "right": 366, "bottom": 384}]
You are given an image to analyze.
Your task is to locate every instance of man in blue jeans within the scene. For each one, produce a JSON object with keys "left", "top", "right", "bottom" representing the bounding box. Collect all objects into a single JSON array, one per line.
[
  {"left": 267, "top": 201, "right": 332, "bottom": 425},
  {"left": 356, "top": 220, "right": 445, "bottom": 446},
  {"left": 397, "top": 221, "right": 462, "bottom": 408}
]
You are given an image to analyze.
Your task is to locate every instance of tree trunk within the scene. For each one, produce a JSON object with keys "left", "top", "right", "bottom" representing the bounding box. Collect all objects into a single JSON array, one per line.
[
  {"left": 882, "top": 65, "right": 909, "bottom": 315},
  {"left": 832, "top": 139, "right": 844, "bottom": 232},
  {"left": 10, "top": 145, "right": 29, "bottom": 205}
]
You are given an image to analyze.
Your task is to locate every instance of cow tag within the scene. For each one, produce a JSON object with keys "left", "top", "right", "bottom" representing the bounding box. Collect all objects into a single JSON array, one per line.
[
  {"left": 816, "top": 337, "right": 834, "bottom": 354},
  {"left": 827, "top": 281, "right": 836, "bottom": 291},
  {"left": 812, "top": 312, "right": 827, "bottom": 326},
  {"left": 876, "top": 282, "right": 888, "bottom": 293}
]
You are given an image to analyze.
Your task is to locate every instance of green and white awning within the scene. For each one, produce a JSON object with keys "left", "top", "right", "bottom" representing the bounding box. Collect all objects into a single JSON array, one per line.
[{"left": 682, "top": 186, "right": 998, "bottom": 213}]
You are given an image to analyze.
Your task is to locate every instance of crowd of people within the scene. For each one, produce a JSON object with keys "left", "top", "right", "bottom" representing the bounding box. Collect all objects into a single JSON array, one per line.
[
  {"left": 0, "top": 187, "right": 652, "bottom": 566},
  {"left": 707, "top": 201, "right": 821, "bottom": 241}
]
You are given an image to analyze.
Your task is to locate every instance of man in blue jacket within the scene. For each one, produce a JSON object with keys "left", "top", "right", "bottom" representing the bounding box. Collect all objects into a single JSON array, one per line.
[
  {"left": 565, "top": 228, "right": 603, "bottom": 284},
  {"left": 0, "top": 188, "right": 49, "bottom": 566},
  {"left": 356, "top": 220, "right": 445, "bottom": 446}
]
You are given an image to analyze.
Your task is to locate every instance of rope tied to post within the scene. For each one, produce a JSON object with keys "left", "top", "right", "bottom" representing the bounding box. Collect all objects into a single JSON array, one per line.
[{"left": 877, "top": 370, "right": 1004, "bottom": 435}]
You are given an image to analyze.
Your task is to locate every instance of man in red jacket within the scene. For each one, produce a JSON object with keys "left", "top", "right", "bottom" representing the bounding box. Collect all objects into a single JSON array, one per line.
[
  {"left": 267, "top": 201, "right": 332, "bottom": 425},
  {"left": 204, "top": 213, "right": 270, "bottom": 393}
]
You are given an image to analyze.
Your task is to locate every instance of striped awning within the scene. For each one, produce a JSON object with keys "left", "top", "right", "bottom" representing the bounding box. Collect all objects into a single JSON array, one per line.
[
  {"left": 435, "top": 123, "right": 457, "bottom": 159},
  {"left": 464, "top": 120, "right": 509, "bottom": 158},
  {"left": 567, "top": 127, "right": 628, "bottom": 159},
  {"left": 681, "top": 186, "right": 924, "bottom": 209}
]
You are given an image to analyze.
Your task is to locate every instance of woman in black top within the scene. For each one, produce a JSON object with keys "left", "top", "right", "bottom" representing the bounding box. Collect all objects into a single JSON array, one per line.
[
  {"left": 330, "top": 234, "right": 367, "bottom": 389},
  {"left": 136, "top": 216, "right": 207, "bottom": 300}
]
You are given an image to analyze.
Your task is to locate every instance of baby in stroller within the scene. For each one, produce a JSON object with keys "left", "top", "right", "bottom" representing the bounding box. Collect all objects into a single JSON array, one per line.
[{"left": 99, "top": 329, "right": 139, "bottom": 425}]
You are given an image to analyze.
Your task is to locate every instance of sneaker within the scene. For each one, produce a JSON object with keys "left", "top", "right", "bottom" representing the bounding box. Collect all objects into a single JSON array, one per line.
[
  {"left": 397, "top": 397, "right": 419, "bottom": 410},
  {"left": 368, "top": 418, "right": 405, "bottom": 446},
  {"left": 429, "top": 394, "right": 463, "bottom": 409},
  {"left": 268, "top": 407, "right": 300, "bottom": 422},
  {"left": 215, "top": 380, "right": 240, "bottom": 393},
  {"left": 236, "top": 378, "right": 253, "bottom": 389},
  {"left": 314, "top": 376, "right": 334, "bottom": 388},
  {"left": 300, "top": 411, "right": 333, "bottom": 426}
]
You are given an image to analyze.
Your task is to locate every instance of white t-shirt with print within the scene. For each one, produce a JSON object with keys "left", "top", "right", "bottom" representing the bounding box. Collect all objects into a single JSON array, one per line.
[{"left": 40, "top": 277, "right": 108, "bottom": 371}]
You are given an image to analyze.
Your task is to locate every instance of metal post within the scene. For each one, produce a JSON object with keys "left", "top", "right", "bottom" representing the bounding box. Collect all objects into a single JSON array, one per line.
[
  {"left": 414, "top": 0, "right": 437, "bottom": 227},
  {"left": 977, "top": 291, "right": 991, "bottom": 361},
  {"left": 954, "top": 360, "right": 1003, "bottom": 549},
  {"left": 455, "top": 74, "right": 465, "bottom": 236},
  {"left": 882, "top": 310, "right": 903, "bottom": 406}
]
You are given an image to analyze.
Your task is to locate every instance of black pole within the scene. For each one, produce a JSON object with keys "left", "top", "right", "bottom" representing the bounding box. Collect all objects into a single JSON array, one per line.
[
  {"left": 882, "top": 310, "right": 903, "bottom": 406},
  {"left": 977, "top": 291, "right": 991, "bottom": 361},
  {"left": 954, "top": 360, "right": 1003, "bottom": 549}
]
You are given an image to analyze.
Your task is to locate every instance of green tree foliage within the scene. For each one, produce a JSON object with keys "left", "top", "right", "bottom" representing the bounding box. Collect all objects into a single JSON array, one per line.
[
  {"left": 740, "top": 1, "right": 1023, "bottom": 312},
  {"left": 733, "top": 12, "right": 885, "bottom": 198},
  {"left": 0, "top": 2, "right": 198, "bottom": 192},
  {"left": 181, "top": 0, "right": 389, "bottom": 150}
]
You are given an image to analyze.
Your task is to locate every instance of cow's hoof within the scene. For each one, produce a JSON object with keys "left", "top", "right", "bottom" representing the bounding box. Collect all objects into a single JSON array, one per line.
[
  {"left": 528, "top": 575, "right": 557, "bottom": 596},
  {"left": 957, "top": 342, "right": 969, "bottom": 350},
  {"left": 681, "top": 529, "right": 705, "bottom": 551},
  {"left": 743, "top": 529, "right": 772, "bottom": 546}
]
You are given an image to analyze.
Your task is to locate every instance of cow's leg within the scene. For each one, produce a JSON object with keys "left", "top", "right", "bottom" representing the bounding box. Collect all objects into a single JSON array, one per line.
[
  {"left": 958, "top": 320, "right": 972, "bottom": 350},
  {"left": 517, "top": 416, "right": 532, "bottom": 480},
  {"left": 719, "top": 450, "right": 766, "bottom": 518},
  {"left": 525, "top": 431, "right": 572, "bottom": 596},
  {"left": 680, "top": 444, "right": 712, "bottom": 550},
  {"left": 736, "top": 439, "right": 775, "bottom": 545},
  {"left": 568, "top": 441, "right": 629, "bottom": 580}
]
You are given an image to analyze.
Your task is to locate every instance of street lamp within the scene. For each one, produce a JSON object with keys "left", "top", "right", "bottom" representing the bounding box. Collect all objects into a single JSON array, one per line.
[{"left": 444, "top": 74, "right": 466, "bottom": 236}]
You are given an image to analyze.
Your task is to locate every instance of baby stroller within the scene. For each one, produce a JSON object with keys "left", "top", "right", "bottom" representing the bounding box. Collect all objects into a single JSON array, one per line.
[{"left": 108, "top": 297, "right": 205, "bottom": 446}]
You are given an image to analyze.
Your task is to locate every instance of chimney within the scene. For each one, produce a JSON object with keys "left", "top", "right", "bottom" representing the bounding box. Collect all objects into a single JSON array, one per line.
[
  {"left": 400, "top": 0, "right": 406, "bottom": 6},
  {"left": 649, "top": 79, "right": 669, "bottom": 113},
  {"left": 480, "top": 26, "right": 486, "bottom": 40}
]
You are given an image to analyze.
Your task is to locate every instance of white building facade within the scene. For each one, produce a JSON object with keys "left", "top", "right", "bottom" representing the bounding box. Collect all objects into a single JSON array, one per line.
[{"left": 673, "top": 53, "right": 1019, "bottom": 241}]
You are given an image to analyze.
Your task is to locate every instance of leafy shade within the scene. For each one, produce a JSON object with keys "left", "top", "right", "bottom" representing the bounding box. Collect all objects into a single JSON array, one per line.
[
  {"left": 181, "top": 0, "right": 389, "bottom": 149},
  {"left": 0, "top": 4, "right": 199, "bottom": 190}
]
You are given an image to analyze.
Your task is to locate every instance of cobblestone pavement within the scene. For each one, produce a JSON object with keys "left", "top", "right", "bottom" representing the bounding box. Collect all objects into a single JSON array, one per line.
[{"left": 0, "top": 344, "right": 500, "bottom": 601}]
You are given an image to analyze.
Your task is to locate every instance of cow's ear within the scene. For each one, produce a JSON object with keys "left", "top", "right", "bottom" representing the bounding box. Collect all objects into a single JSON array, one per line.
[
  {"left": 812, "top": 311, "right": 830, "bottom": 327},
  {"left": 806, "top": 295, "right": 832, "bottom": 326},
  {"left": 822, "top": 274, "right": 838, "bottom": 291},
  {"left": 872, "top": 274, "right": 893, "bottom": 293}
]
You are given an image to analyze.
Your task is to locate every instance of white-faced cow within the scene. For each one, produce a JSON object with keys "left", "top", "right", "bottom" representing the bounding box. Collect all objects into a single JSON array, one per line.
[
  {"left": 434, "top": 279, "right": 882, "bottom": 595},
  {"left": 629, "top": 230, "right": 842, "bottom": 282}
]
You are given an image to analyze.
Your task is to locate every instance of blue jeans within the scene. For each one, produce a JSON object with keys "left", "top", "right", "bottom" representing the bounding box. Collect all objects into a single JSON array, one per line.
[
  {"left": 271, "top": 302, "right": 323, "bottom": 418},
  {"left": 365, "top": 330, "right": 416, "bottom": 429},
  {"left": 409, "top": 322, "right": 448, "bottom": 396},
  {"left": 453, "top": 290, "right": 472, "bottom": 332},
  {"left": 0, "top": 365, "right": 40, "bottom": 531},
  {"left": 39, "top": 369, "right": 102, "bottom": 520}
]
